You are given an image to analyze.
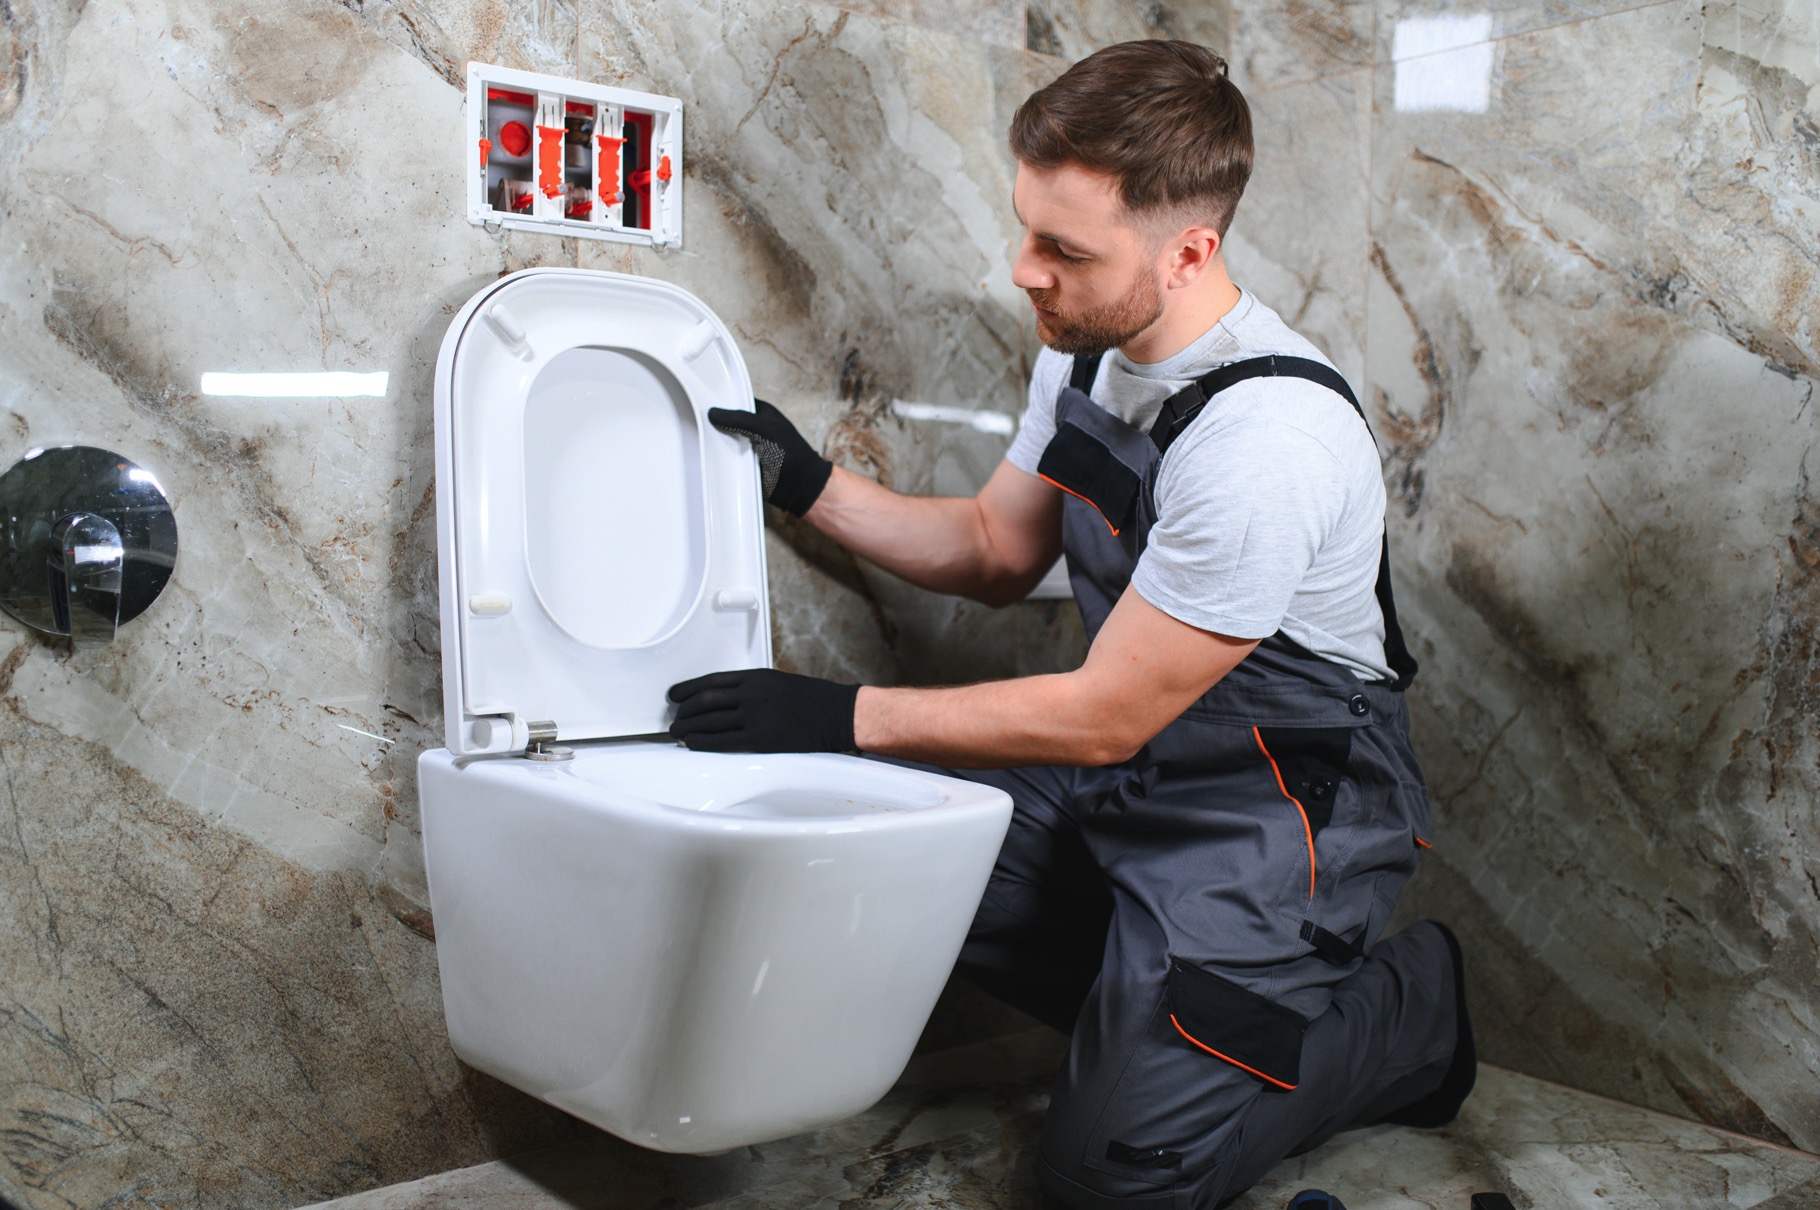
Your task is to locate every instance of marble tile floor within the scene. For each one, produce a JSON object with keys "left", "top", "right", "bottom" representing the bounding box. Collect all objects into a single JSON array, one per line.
[{"left": 305, "top": 1029, "right": 1820, "bottom": 1210}]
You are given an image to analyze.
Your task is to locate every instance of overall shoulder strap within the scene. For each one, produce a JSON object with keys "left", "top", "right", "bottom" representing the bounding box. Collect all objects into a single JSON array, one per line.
[
  {"left": 1150, "top": 354, "right": 1357, "bottom": 455},
  {"left": 1147, "top": 354, "right": 1419, "bottom": 692},
  {"left": 1068, "top": 352, "right": 1105, "bottom": 395}
]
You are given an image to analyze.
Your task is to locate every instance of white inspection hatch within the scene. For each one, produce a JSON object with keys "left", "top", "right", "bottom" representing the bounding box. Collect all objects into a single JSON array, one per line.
[{"left": 466, "top": 63, "right": 683, "bottom": 248}]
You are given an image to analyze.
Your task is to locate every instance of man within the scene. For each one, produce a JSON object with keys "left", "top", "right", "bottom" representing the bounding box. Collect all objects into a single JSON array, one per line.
[{"left": 667, "top": 40, "right": 1475, "bottom": 1209}]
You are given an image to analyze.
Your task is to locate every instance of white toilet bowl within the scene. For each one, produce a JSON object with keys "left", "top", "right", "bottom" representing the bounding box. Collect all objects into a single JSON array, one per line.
[{"left": 419, "top": 268, "right": 1013, "bottom": 1153}]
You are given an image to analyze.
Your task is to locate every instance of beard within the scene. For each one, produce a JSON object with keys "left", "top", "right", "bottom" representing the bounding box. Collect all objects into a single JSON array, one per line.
[{"left": 1027, "top": 270, "right": 1164, "bottom": 357}]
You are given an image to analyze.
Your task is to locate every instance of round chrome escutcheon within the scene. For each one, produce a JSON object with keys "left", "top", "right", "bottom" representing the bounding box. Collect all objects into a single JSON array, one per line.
[{"left": 0, "top": 445, "right": 178, "bottom": 644}]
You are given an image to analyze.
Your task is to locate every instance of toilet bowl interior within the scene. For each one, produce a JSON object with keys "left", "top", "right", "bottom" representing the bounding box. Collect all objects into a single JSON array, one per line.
[{"left": 564, "top": 745, "right": 954, "bottom": 819}]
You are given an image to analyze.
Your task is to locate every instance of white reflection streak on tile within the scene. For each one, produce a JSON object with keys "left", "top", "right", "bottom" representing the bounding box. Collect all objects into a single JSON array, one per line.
[
  {"left": 1393, "top": 14, "right": 1496, "bottom": 113},
  {"left": 891, "top": 399, "right": 1017, "bottom": 435},
  {"left": 200, "top": 371, "right": 390, "bottom": 397},
  {"left": 338, "top": 723, "right": 395, "bottom": 746}
]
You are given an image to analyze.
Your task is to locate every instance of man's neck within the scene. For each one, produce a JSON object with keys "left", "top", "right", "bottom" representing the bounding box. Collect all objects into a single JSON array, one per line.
[{"left": 1118, "top": 268, "right": 1244, "bottom": 366}]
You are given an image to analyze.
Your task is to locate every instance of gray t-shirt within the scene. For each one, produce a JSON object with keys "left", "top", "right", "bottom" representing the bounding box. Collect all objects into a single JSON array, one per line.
[{"left": 1006, "top": 290, "right": 1391, "bottom": 681}]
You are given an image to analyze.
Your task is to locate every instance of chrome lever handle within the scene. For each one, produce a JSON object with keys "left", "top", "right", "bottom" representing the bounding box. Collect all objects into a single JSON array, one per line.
[
  {"left": 0, "top": 445, "right": 177, "bottom": 647},
  {"left": 47, "top": 512, "right": 123, "bottom": 648}
]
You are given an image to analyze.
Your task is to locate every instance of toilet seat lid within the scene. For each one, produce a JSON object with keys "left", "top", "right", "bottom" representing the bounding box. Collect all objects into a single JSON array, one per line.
[{"left": 434, "top": 269, "right": 771, "bottom": 756}]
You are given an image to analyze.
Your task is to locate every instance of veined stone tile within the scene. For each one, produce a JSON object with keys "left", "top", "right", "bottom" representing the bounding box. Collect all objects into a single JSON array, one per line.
[
  {"left": 1024, "top": 0, "right": 1231, "bottom": 61},
  {"left": 0, "top": 0, "right": 89, "bottom": 201},
  {"left": 1705, "top": 0, "right": 1818, "bottom": 74},
  {"left": 820, "top": 0, "right": 915, "bottom": 27},
  {"left": 0, "top": 713, "right": 583, "bottom": 1210},
  {"left": 1372, "top": 1, "right": 1817, "bottom": 379},
  {"left": 1229, "top": 0, "right": 1376, "bottom": 91},
  {"left": 813, "top": 0, "right": 1021, "bottom": 50},
  {"left": 913, "top": 0, "right": 1023, "bottom": 50},
  {"left": 301, "top": 1030, "right": 1066, "bottom": 1210},
  {"left": 1226, "top": 67, "right": 1374, "bottom": 389},
  {"left": 332, "top": 0, "right": 581, "bottom": 86},
  {"left": 1232, "top": 1066, "right": 1820, "bottom": 1209},
  {"left": 1365, "top": 0, "right": 1820, "bottom": 1150},
  {"left": 576, "top": 1, "right": 1045, "bottom": 684},
  {"left": 1755, "top": 1173, "right": 1820, "bottom": 1210},
  {"left": 1377, "top": 0, "right": 1702, "bottom": 63},
  {"left": 305, "top": 1061, "right": 1820, "bottom": 1209},
  {"left": 0, "top": 0, "right": 1067, "bottom": 1205},
  {"left": 0, "top": 0, "right": 552, "bottom": 881},
  {"left": 578, "top": 4, "right": 1029, "bottom": 407}
]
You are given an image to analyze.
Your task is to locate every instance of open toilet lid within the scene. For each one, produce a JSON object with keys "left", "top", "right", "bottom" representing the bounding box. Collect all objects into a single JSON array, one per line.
[{"left": 433, "top": 269, "right": 771, "bottom": 756}]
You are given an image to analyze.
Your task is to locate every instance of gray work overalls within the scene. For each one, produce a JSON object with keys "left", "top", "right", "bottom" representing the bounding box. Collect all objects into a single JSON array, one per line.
[{"left": 928, "top": 354, "right": 1461, "bottom": 1209}]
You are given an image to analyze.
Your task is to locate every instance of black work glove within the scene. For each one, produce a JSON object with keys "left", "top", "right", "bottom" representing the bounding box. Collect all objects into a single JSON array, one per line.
[
  {"left": 707, "top": 399, "right": 833, "bottom": 517},
  {"left": 667, "top": 668, "right": 860, "bottom": 753}
]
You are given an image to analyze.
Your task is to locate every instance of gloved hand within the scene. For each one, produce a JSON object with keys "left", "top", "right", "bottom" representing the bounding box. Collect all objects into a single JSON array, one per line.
[
  {"left": 707, "top": 399, "right": 833, "bottom": 517},
  {"left": 667, "top": 668, "right": 860, "bottom": 753}
]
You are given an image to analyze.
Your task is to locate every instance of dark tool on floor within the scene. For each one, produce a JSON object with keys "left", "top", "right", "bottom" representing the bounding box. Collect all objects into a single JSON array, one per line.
[
  {"left": 1287, "top": 1192, "right": 1348, "bottom": 1210},
  {"left": 1470, "top": 1196, "right": 1516, "bottom": 1210}
]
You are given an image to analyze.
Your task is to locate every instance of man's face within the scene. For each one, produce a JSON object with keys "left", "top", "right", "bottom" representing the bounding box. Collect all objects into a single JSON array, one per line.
[{"left": 1011, "top": 162, "right": 1164, "bottom": 357}]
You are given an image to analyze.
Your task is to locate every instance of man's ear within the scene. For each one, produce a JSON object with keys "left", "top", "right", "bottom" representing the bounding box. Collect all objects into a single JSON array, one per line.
[{"left": 1163, "top": 225, "right": 1222, "bottom": 288}]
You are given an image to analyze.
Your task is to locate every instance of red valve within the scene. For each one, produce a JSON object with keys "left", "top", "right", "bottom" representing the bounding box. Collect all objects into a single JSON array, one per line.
[{"left": 498, "top": 120, "right": 531, "bottom": 157}]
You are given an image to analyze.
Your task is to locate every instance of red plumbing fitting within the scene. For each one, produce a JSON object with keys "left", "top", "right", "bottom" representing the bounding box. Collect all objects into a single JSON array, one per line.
[
  {"left": 597, "top": 134, "right": 626, "bottom": 205},
  {"left": 498, "top": 120, "right": 531, "bottom": 157},
  {"left": 536, "top": 125, "right": 564, "bottom": 198}
]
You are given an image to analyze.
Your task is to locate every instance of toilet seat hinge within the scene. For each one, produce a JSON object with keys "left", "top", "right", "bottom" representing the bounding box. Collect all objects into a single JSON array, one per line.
[{"left": 524, "top": 720, "right": 573, "bottom": 762}]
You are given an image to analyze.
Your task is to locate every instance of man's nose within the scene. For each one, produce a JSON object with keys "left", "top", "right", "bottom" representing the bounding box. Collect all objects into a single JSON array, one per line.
[{"left": 1010, "top": 236, "right": 1053, "bottom": 292}]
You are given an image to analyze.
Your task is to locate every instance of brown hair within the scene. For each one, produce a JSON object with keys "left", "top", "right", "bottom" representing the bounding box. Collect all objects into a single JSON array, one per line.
[{"left": 1010, "top": 40, "right": 1254, "bottom": 237}]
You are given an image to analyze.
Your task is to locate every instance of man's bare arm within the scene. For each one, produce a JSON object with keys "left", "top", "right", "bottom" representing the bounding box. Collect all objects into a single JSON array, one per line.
[
  {"left": 805, "top": 460, "right": 1062, "bottom": 606},
  {"left": 853, "top": 588, "right": 1260, "bottom": 767}
]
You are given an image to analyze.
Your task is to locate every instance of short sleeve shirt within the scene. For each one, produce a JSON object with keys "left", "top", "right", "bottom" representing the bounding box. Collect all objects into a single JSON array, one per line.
[{"left": 1005, "top": 290, "right": 1391, "bottom": 681}]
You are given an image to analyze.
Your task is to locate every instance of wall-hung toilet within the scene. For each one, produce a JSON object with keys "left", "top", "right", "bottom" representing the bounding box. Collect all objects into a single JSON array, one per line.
[{"left": 418, "top": 268, "right": 1014, "bottom": 1154}]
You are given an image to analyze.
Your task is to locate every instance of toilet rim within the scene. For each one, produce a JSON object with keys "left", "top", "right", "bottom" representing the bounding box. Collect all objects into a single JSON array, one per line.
[{"left": 435, "top": 745, "right": 1011, "bottom": 835}]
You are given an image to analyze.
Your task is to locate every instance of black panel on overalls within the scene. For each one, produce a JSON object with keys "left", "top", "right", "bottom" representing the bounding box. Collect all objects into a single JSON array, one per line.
[{"left": 956, "top": 353, "right": 1455, "bottom": 1209}]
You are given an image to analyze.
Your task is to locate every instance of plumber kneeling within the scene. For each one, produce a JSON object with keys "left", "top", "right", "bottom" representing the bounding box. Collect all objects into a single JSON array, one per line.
[{"left": 666, "top": 39, "right": 1476, "bottom": 1210}]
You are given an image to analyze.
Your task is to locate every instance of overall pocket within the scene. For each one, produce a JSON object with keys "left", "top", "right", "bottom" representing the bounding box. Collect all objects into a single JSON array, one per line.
[
  {"left": 1252, "top": 726, "right": 1353, "bottom": 836},
  {"left": 1164, "top": 957, "right": 1311, "bottom": 1092},
  {"left": 1078, "top": 960, "right": 1299, "bottom": 1188},
  {"left": 1254, "top": 725, "right": 1385, "bottom": 969}
]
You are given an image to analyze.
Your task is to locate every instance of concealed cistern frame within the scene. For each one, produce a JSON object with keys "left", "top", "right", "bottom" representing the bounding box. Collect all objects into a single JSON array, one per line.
[
  {"left": 465, "top": 63, "right": 684, "bottom": 248},
  {"left": 432, "top": 269, "right": 770, "bottom": 757}
]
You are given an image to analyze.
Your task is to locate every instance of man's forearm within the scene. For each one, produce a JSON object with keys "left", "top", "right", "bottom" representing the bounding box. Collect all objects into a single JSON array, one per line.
[
  {"left": 853, "top": 675, "right": 1137, "bottom": 768},
  {"left": 805, "top": 466, "right": 1036, "bottom": 603},
  {"left": 849, "top": 591, "right": 1262, "bottom": 770}
]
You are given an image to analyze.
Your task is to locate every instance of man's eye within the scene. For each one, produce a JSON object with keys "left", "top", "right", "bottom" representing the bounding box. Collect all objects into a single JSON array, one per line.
[{"left": 1056, "top": 248, "right": 1088, "bottom": 265}]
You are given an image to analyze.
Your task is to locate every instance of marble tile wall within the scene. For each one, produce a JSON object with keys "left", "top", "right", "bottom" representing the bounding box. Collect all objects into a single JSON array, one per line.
[
  {"left": 4, "top": 0, "right": 1814, "bottom": 1204},
  {"left": 1220, "top": 0, "right": 1820, "bottom": 1154},
  {"left": 0, "top": 0, "right": 1108, "bottom": 1205}
]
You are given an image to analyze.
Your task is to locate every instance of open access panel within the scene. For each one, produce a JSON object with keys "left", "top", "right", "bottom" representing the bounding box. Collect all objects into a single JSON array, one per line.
[{"left": 466, "top": 63, "right": 682, "bottom": 248}]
